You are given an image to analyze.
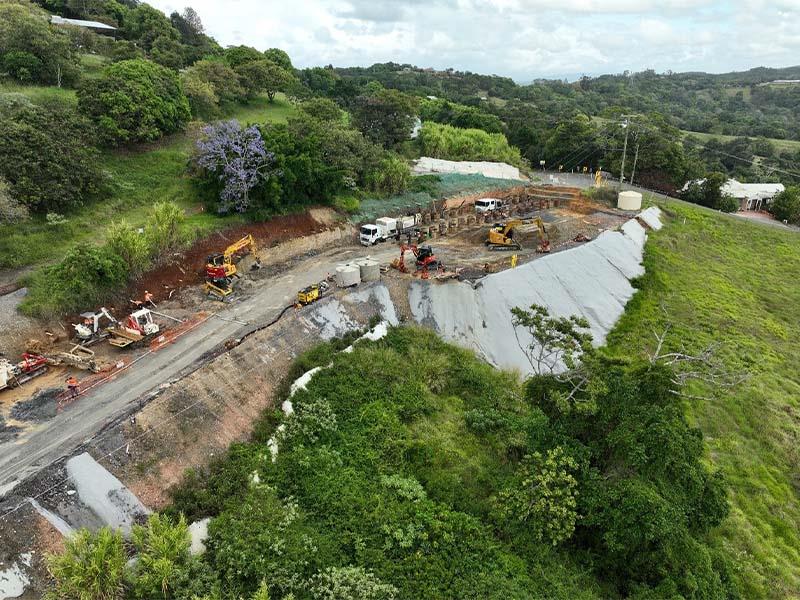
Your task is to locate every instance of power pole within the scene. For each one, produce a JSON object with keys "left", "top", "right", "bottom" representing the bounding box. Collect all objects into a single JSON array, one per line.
[
  {"left": 630, "top": 135, "right": 640, "bottom": 187},
  {"left": 618, "top": 116, "right": 632, "bottom": 190}
]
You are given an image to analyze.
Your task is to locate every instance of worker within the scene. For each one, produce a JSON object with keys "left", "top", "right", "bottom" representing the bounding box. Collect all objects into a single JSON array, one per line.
[
  {"left": 511, "top": 254, "right": 518, "bottom": 268},
  {"left": 65, "top": 375, "right": 79, "bottom": 399},
  {"left": 144, "top": 290, "right": 156, "bottom": 308}
]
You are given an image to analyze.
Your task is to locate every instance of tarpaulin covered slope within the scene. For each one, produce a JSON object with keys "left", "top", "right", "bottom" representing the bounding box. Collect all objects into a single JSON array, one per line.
[{"left": 409, "top": 208, "right": 662, "bottom": 375}]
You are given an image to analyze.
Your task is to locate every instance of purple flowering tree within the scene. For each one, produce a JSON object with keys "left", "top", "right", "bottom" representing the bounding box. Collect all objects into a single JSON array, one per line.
[{"left": 195, "top": 120, "right": 275, "bottom": 213}]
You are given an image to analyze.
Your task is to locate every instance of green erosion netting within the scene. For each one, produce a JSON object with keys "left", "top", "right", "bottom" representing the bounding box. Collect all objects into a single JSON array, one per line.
[{"left": 351, "top": 173, "right": 529, "bottom": 222}]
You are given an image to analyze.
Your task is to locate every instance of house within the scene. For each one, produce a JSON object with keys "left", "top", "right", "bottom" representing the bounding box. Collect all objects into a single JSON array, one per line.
[
  {"left": 50, "top": 15, "right": 117, "bottom": 36},
  {"left": 681, "top": 178, "right": 785, "bottom": 211},
  {"left": 722, "top": 180, "right": 785, "bottom": 211}
]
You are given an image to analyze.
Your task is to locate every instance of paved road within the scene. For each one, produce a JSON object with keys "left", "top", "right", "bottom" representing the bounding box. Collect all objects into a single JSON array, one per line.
[{"left": 0, "top": 244, "right": 398, "bottom": 496}]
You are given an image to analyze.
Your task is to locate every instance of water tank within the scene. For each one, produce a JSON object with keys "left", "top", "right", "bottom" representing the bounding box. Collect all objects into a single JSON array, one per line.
[
  {"left": 336, "top": 265, "right": 361, "bottom": 288},
  {"left": 618, "top": 191, "right": 642, "bottom": 211},
  {"left": 356, "top": 258, "right": 381, "bottom": 282}
]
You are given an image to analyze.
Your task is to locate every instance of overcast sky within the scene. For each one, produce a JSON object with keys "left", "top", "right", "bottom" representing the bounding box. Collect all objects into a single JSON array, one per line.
[{"left": 148, "top": 0, "right": 800, "bottom": 81}]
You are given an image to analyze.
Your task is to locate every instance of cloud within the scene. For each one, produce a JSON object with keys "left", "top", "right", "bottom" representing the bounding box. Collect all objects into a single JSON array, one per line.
[{"left": 147, "top": 0, "right": 800, "bottom": 80}]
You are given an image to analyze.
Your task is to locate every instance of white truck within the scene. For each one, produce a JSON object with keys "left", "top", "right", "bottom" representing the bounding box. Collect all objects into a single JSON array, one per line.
[
  {"left": 360, "top": 214, "right": 421, "bottom": 246},
  {"left": 475, "top": 198, "right": 504, "bottom": 213}
]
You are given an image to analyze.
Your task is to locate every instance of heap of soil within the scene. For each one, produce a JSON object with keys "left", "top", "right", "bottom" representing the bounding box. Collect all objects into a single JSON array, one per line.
[{"left": 10, "top": 387, "right": 61, "bottom": 422}]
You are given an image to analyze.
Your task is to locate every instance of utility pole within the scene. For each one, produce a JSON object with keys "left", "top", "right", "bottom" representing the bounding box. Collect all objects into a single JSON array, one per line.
[
  {"left": 630, "top": 136, "right": 640, "bottom": 187},
  {"left": 618, "top": 116, "right": 632, "bottom": 190}
]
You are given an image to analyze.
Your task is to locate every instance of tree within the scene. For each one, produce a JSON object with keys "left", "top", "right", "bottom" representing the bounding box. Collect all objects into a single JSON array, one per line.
[
  {"left": 0, "top": 1, "right": 79, "bottom": 85},
  {"left": 130, "top": 514, "right": 192, "bottom": 600},
  {"left": 770, "top": 186, "right": 800, "bottom": 223},
  {"left": 187, "top": 59, "right": 244, "bottom": 105},
  {"left": 263, "top": 47, "right": 293, "bottom": 72},
  {"left": 418, "top": 122, "right": 522, "bottom": 165},
  {"left": 195, "top": 121, "right": 275, "bottom": 213},
  {"left": 510, "top": 304, "right": 593, "bottom": 374},
  {"left": 150, "top": 34, "right": 186, "bottom": 70},
  {"left": 123, "top": 3, "right": 179, "bottom": 52},
  {"left": 497, "top": 447, "right": 579, "bottom": 546},
  {"left": 45, "top": 527, "right": 127, "bottom": 600},
  {"left": 78, "top": 59, "right": 191, "bottom": 145},
  {"left": 543, "top": 115, "right": 598, "bottom": 169},
  {"left": 223, "top": 44, "right": 263, "bottom": 68},
  {"left": 299, "top": 97, "right": 343, "bottom": 123},
  {"left": 352, "top": 88, "right": 419, "bottom": 148},
  {"left": 0, "top": 104, "right": 104, "bottom": 213},
  {"left": 235, "top": 59, "right": 295, "bottom": 102},
  {"left": 181, "top": 70, "right": 219, "bottom": 118}
]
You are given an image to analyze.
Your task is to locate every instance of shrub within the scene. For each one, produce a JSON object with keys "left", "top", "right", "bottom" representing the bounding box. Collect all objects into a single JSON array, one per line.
[
  {"left": 717, "top": 193, "right": 739, "bottom": 213},
  {"left": 770, "top": 186, "right": 800, "bottom": 223},
  {"left": 45, "top": 528, "right": 127, "bottom": 600},
  {"left": 78, "top": 59, "right": 191, "bottom": 145},
  {"left": 0, "top": 104, "right": 104, "bottom": 213},
  {"left": 333, "top": 195, "right": 360, "bottom": 214},
  {"left": 307, "top": 567, "right": 398, "bottom": 600},
  {"left": 364, "top": 155, "right": 411, "bottom": 196},
  {"left": 181, "top": 71, "right": 219, "bottom": 118},
  {"left": 106, "top": 220, "right": 151, "bottom": 276},
  {"left": 147, "top": 201, "right": 187, "bottom": 259},
  {"left": 21, "top": 243, "right": 129, "bottom": 318},
  {"left": 0, "top": 177, "right": 28, "bottom": 224},
  {"left": 130, "top": 514, "right": 192, "bottom": 600},
  {"left": 419, "top": 121, "right": 522, "bottom": 166}
]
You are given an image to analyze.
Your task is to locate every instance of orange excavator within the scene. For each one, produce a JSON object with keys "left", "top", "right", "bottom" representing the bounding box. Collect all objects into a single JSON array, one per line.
[{"left": 395, "top": 244, "right": 442, "bottom": 279}]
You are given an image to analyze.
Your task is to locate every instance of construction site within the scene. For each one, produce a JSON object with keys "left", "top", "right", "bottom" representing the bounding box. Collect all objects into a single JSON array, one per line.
[{"left": 0, "top": 180, "right": 659, "bottom": 597}]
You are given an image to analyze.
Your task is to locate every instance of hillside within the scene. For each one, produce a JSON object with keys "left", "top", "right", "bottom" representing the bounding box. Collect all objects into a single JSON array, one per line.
[{"left": 608, "top": 200, "right": 800, "bottom": 597}]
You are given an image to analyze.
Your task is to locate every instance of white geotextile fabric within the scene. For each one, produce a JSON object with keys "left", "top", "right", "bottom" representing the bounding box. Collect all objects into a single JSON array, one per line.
[
  {"left": 412, "top": 157, "right": 523, "bottom": 180},
  {"left": 409, "top": 209, "right": 661, "bottom": 375}
]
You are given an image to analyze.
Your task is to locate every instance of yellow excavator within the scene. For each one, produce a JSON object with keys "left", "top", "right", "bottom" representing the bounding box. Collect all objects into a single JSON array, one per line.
[
  {"left": 486, "top": 217, "right": 551, "bottom": 252},
  {"left": 204, "top": 235, "right": 258, "bottom": 301},
  {"left": 205, "top": 235, "right": 257, "bottom": 281},
  {"left": 486, "top": 220, "right": 523, "bottom": 250}
]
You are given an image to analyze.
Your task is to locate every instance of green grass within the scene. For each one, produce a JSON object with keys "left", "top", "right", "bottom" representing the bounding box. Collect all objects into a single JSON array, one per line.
[
  {"left": 0, "top": 81, "right": 77, "bottom": 106},
  {"left": 606, "top": 201, "right": 800, "bottom": 598},
  {"left": 0, "top": 93, "right": 297, "bottom": 272},
  {"left": 681, "top": 129, "right": 800, "bottom": 154},
  {"left": 78, "top": 53, "right": 110, "bottom": 79}
]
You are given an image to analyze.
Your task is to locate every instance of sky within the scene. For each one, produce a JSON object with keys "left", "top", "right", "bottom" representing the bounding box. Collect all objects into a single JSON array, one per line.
[{"left": 149, "top": 0, "right": 800, "bottom": 81}]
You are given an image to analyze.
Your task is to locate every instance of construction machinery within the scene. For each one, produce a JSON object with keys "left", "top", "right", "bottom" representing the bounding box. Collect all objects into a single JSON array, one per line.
[
  {"left": 73, "top": 307, "right": 117, "bottom": 344},
  {"left": 394, "top": 244, "right": 441, "bottom": 278},
  {"left": 532, "top": 216, "right": 551, "bottom": 253},
  {"left": 107, "top": 308, "right": 160, "bottom": 349},
  {"left": 297, "top": 284, "right": 320, "bottom": 306},
  {"left": 204, "top": 277, "right": 235, "bottom": 302},
  {"left": 205, "top": 235, "right": 257, "bottom": 281},
  {"left": 486, "top": 220, "right": 523, "bottom": 251},
  {"left": 0, "top": 353, "right": 48, "bottom": 392}
]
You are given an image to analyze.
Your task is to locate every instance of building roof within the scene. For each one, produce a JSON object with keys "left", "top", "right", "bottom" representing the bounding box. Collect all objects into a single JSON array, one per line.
[
  {"left": 683, "top": 178, "right": 784, "bottom": 200},
  {"left": 50, "top": 15, "right": 116, "bottom": 31}
]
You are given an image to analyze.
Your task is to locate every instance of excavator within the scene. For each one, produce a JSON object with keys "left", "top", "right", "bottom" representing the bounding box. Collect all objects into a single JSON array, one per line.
[
  {"left": 486, "top": 217, "right": 551, "bottom": 253},
  {"left": 395, "top": 244, "right": 441, "bottom": 278},
  {"left": 486, "top": 220, "right": 523, "bottom": 250},
  {"left": 107, "top": 308, "right": 160, "bottom": 349},
  {"left": 73, "top": 307, "right": 117, "bottom": 344},
  {"left": 205, "top": 235, "right": 258, "bottom": 301},
  {"left": 205, "top": 235, "right": 257, "bottom": 280}
]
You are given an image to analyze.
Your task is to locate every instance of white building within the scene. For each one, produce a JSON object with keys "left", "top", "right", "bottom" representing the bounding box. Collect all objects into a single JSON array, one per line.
[
  {"left": 682, "top": 178, "right": 785, "bottom": 211},
  {"left": 50, "top": 15, "right": 117, "bottom": 35}
]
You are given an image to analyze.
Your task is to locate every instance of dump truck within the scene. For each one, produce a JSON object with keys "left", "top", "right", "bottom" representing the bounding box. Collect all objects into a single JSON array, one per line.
[{"left": 360, "top": 214, "right": 421, "bottom": 246}]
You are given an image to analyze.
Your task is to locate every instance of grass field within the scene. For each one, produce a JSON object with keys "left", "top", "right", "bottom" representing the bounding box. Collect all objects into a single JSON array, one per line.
[
  {"left": 606, "top": 201, "right": 800, "bottom": 598},
  {"left": 682, "top": 129, "right": 800, "bottom": 154},
  {"left": 0, "top": 94, "right": 296, "bottom": 271}
]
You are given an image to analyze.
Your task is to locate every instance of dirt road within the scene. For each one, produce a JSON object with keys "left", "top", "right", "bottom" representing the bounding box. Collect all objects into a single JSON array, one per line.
[{"left": 0, "top": 244, "right": 398, "bottom": 496}]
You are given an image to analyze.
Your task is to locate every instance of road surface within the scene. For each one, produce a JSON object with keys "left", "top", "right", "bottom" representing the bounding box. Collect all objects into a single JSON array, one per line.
[{"left": 0, "top": 244, "right": 398, "bottom": 496}]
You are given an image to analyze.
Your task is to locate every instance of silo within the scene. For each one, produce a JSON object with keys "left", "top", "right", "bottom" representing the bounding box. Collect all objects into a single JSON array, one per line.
[
  {"left": 617, "top": 191, "right": 643, "bottom": 210},
  {"left": 356, "top": 258, "right": 381, "bottom": 282},
  {"left": 336, "top": 264, "right": 361, "bottom": 287}
]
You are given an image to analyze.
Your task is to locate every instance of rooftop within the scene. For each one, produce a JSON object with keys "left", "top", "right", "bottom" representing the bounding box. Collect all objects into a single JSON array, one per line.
[{"left": 50, "top": 15, "right": 116, "bottom": 31}]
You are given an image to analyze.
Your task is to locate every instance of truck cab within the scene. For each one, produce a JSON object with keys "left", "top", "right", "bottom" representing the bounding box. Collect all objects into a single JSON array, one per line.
[
  {"left": 475, "top": 198, "right": 504, "bottom": 213},
  {"left": 360, "top": 224, "right": 380, "bottom": 246}
]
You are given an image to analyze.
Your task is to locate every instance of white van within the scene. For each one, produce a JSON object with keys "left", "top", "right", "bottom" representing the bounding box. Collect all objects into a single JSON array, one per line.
[{"left": 475, "top": 198, "right": 504, "bottom": 213}]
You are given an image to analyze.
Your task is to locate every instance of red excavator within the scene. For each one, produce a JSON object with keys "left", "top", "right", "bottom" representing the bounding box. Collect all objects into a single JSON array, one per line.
[
  {"left": 0, "top": 353, "right": 48, "bottom": 392},
  {"left": 396, "top": 244, "right": 442, "bottom": 279}
]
